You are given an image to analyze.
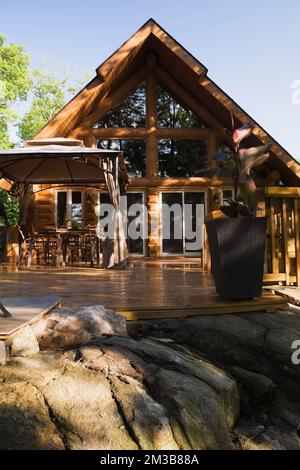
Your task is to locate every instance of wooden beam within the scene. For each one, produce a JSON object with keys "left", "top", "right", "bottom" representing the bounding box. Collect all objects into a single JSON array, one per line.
[
  {"left": 207, "top": 133, "right": 218, "bottom": 168},
  {"left": 127, "top": 176, "right": 225, "bottom": 189},
  {"left": 156, "top": 66, "right": 232, "bottom": 146},
  {"left": 294, "top": 198, "right": 300, "bottom": 287},
  {"left": 146, "top": 54, "right": 158, "bottom": 178},
  {"left": 70, "top": 67, "right": 146, "bottom": 137},
  {"left": 36, "top": 26, "right": 151, "bottom": 140},
  {"left": 96, "top": 22, "right": 151, "bottom": 78},
  {"left": 270, "top": 200, "right": 278, "bottom": 275},
  {"left": 92, "top": 128, "right": 148, "bottom": 139},
  {"left": 87, "top": 127, "right": 216, "bottom": 140},
  {"left": 282, "top": 198, "right": 290, "bottom": 285},
  {"left": 71, "top": 29, "right": 148, "bottom": 133},
  {"left": 264, "top": 187, "right": 300, "bottom": 198},
  {"left": 151, "top": 22, "right": 207, "bottom": 80},
  {"left": 84, "top": 134, "right": 97, "bottom": 148},
  {"left": 156, "top": 128, "right": 215, "bottom": 140}
]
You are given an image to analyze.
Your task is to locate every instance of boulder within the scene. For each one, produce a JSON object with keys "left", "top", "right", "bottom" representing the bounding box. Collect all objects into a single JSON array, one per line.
[
  {"left": 131, "top": 312, "right": 300, "bottom": 395},
  {"left": 101, "top": 336, "right": 240, "bottom": 428},
  {"left": 0, "top": 381, "right": 64, "bottom": 450},
  {"left": 32, "top": 305, "right": 127, "bottom": 350},
  {"left": 9, "top": 326, "right": 39, "bottom": 357},
  {"left": 0, "top": 341, "right": 6, "bottom": 365},
  {"left": 231, "top": 367, "right": 276, "bottom": 403},
  {"left": 2, "top": 310, "right": 300, "bottom": 450},
  {"left": 0, "top": 336, "right": 239, "bottom": 450}
]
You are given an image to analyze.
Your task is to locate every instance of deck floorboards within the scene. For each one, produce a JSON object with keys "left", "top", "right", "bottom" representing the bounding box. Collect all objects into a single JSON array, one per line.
[{"left": 0, "top": 260, "right": 287, "bottom": 334}]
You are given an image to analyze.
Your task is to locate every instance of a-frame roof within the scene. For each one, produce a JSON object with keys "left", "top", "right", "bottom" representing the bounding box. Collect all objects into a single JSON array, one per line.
[{"left": 35, "top": 18, "right": 300, "bottom": 186}]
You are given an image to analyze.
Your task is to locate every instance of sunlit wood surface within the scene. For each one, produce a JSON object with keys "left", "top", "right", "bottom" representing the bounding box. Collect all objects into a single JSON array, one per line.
[{"left": 0, "top": 259, "right": 286, "bottom": 335}]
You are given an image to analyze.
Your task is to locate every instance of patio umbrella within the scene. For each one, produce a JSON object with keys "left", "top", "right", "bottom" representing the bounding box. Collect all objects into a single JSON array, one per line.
[
  {"left": 0, "top": 138, "right": 129, "bottom": 269},
  {"left": 0, "top": 138, "right": 128, "bottom": 185}
]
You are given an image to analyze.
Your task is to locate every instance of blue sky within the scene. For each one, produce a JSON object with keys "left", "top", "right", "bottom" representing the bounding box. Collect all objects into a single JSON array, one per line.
[{"left": 1, "top": 0, "right": 300, "bottom": 159}]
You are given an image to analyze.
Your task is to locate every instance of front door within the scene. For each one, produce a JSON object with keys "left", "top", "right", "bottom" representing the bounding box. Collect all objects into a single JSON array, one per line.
[{"left": 161, "top": 192, "right": 205, "bottom": 256}]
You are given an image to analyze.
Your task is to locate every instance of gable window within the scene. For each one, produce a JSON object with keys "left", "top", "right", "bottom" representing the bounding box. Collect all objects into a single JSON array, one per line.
[
  {"left": 56, "top": 190, "right": 83, "bottom": 229},
  {"left": 98, "top": 139, "right": 146, "bottom": 178},
  {"left": 157, "top": 87, "right": 207, "bottom": 128},
  {"left": 158, "top": 139, "right": 208, "bottom": 178},
  {"left": 95, "top": 85, "right": 146, "bottom": 128}
]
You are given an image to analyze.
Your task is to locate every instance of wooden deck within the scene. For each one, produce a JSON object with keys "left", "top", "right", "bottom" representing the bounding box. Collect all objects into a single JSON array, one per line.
[{"left": 0, "top": 260, "right": 287, "bottom": 335}]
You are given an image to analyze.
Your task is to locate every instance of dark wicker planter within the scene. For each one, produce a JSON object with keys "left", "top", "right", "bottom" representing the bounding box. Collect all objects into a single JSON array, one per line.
[{"left": 205, "top": 217, "right": 267, "bottom": 300}]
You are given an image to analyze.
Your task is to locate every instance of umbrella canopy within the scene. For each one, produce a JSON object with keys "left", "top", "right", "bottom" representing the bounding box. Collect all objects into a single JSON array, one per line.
[
  {"left": 0, "top": 138, "right": 129, "bottom": 269},
  {"left": 0, "top": 139, "right": 128, "bottom": 185}
]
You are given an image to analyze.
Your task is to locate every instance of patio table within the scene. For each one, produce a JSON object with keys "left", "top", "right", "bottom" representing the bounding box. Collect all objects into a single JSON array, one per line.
[{"left": 37, "top": 228, "right": 100, "bottom": 267}]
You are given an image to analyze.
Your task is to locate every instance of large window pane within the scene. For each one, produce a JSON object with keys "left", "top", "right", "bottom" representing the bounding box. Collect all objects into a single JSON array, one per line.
[
  {"left": 57, "top": 192, "right": 67, "bottom": 227},
  {"left": 71, "top": 191, "right": 82, "bottom": 229},
  {"left": 99, "top": 192, "right": 145, "bottom": 255},
  {"left": 157, "top": 87, "right": 207, "bottom": 128},
  {"left": 99, "top": 139, "right": 146, "bottom": 178},
  {"left": 161, "top": 192, "right": 183, "bottom": 254},
  {"left": 56, "top": 190, "right": 83, "bottom": 229},
  {"left": 221, "top": 189, "right": 234, "bottom": 206},
  {"left": 184, "top": 192, "right": 205, "bottom": 253},
  {"left": 95, "top": 85, "right": 146, "bottom": 128},
  {"left": 158, "top": 139, "right": 208, "bottom": 177},
  {"left": 127, "top": 192, "right": 144, "bottom": 255}
]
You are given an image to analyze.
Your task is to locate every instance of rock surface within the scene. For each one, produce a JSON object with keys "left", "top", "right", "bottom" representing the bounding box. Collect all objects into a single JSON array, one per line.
[
  {"left": 0, "top": 336, "right": 238, "bottom": 450},
  {"left": 129, "top": 309, "right": 300, "bottom": 450},
  {"left": 0, "top": 341, "right": 6, "bottom": 365},
  {"left": 9, "top": 325, "right": 40, "bottom": 357},
  {"left": 31, "top": 305, "right": 127, "bottom": 350},
  {"left": 1, "top": 308, "right": 300, "bottom": 450}
]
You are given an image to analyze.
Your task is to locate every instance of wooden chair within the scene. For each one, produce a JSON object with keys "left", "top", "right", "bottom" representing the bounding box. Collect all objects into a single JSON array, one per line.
[
  {"left": 18, "top": 224, "right": 36, "bottom": 268},
  {"left": 17, "top": 224, "right": 47, "bottom": 267}
]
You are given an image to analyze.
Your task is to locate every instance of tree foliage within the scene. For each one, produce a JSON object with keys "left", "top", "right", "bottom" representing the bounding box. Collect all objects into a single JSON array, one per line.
[
  {"left": 18, "top": 69, "right": 76, "bottom": 141},
  {"left": 0, "top": 189, "right": 19, "bottom": 227},
  {"left": 0, "top": 34, "right": 31, "bottom": 149}
]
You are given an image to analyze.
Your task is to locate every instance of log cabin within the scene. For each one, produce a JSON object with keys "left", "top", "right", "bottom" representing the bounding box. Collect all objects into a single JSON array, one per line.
[{"left": 30, "top": 19, "right": 300, "bottom": 285}]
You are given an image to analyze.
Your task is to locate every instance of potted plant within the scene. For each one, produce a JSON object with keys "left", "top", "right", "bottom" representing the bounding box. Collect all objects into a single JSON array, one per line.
[{"left": 205, "top": 124, "right": 271, "bottom": 300}]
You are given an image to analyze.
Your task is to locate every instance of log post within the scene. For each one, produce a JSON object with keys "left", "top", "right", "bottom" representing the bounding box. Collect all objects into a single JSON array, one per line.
[
  {"left": 84, "top": 134, "right": 97, "bottom": 148},
  {"left": 146, "top": 54, "right": 158, "bottom": 178},
  {"left": 147, "top": 189, "right": 160, "bottom": 257},
  {"left": 294, "top": 198, "right": 300, "bottom": 287}
]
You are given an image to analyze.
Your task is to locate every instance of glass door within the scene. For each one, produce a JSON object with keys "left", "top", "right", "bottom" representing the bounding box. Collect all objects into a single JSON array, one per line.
[
  {"left": 184, "top": 192, "right": 205, "bottom": 255},
  {"left": 99, "top": 192, "right": 145, "bottom": 255},
  {"left": 161, "top": 192, "right": 205, "bottom": 255},
  {"left": 127, "top": 192, "right": 145, "bottom": 255}
]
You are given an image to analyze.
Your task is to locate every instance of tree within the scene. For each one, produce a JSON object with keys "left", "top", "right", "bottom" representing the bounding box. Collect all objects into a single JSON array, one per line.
[
  {"left": 18, "top": 69, "right": 74, "bottom": 141},
  {"left": 0, "top": 189, "right": 19, "bottom": 227},
  {"left": 0, "top": 34, "right": 31, "bottom": 149}
]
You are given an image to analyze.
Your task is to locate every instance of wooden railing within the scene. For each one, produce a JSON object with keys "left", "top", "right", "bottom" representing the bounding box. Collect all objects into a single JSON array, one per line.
[{"left": 263, "top": 187, "right": 300, "bottom": 287}]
